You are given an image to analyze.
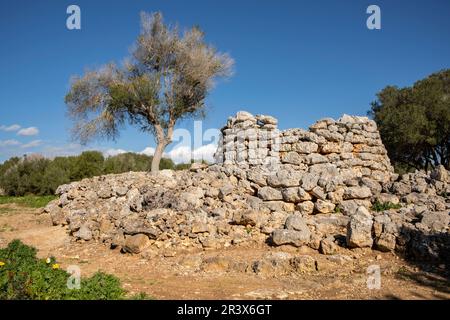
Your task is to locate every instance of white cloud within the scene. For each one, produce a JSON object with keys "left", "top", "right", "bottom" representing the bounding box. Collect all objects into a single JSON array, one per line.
[
  {"left": 139, "top": 147, "right": 155, "bottom": 156},
  {"left": 17, "top": 127, "right": 39, "bottom": 136},
  {"left": 191, "top": 143, "right": 217, "bottom": 163},
  {"left": 103, "top": 148, "right": 128, "bottom": 157},
  {"left": 21, "top": 140, "right": 43, "bottom": 148},
  {"left": 0, "top": 124, "right": 21, "bottom": 132},
  {"left": 165, "top": 145, "right": 191, "bottom": 164},
  {"left": 139, "top": 143, "right": 217, "bottom": 164},
  {"left": 0, "top": 139, "right": 21, "bottom": 147}
]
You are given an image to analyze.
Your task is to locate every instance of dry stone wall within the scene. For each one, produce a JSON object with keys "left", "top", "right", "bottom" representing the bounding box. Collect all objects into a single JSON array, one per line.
[
  {"left": 43, "top": 111, "right": 449, "bottom": 262},
  {"left": 214, "top": 111, "right": 396, "bottom": 216}
]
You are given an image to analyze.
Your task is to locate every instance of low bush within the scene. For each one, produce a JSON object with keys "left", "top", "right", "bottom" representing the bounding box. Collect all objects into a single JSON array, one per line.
[
  {"left": 0, "top": 240, "right": 131, "bottom": 300},
  {"left": 371, "top": 201, "right": 402, "bottom": 212}
]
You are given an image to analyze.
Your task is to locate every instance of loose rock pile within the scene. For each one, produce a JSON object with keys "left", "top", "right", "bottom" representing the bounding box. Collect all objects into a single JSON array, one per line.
[{"left": 43, "top": 111, "right": 450, "bottom": 263}]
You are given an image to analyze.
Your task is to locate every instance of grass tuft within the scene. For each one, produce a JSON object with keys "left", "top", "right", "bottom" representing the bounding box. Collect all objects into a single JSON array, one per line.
[{"left": 0, "top": 195, "right": 57, "bottom": 208}]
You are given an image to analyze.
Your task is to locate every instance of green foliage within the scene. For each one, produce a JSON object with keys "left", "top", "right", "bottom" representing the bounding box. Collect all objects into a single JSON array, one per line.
[
  {"left": 0, "top": 240, "right": 127, "bottom": 300},
  {"left": 370, "top": 69, "right": 450, "bottom": 172},
  {"left": 0, "top": 195, "right": 57, "bottom": 208},
  {"left": 371, "top": 201, "right": 402, "bottom": 212},
  {"left": 0, "top": 151, "right": 187, "bottom": 196},
  {"left": 64, "top": 12, "right": 232, "bottom": 172}
]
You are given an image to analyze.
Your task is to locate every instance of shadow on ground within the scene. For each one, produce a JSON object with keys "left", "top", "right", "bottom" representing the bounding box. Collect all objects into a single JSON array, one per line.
[{"left": 393, "top": 225, "right": 450, "bottom": 298}]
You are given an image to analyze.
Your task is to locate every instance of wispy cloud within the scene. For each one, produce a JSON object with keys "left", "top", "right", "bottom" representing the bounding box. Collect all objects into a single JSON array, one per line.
[
  {"left": 21, "top": 140, "right": 43, "bottom": 148},
  {"left": 0, "top": 124, "right": 21, "bottom": 132},
  {"left": 0, "top": 139, "right": 21, "bottom": 147},
  {"left": 17, "top": 127, "right": 39, "bottom": 136}
]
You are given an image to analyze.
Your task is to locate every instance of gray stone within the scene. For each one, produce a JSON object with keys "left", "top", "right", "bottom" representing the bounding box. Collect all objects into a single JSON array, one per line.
[
  {"left": 74, "top": 224, "right": 92, "bottom": 241},
  {"left": 311, "top": 186, "right": 326, "bottom": 200},
  {"left": 289, "top": 255, "right": 317, "bottom": 273},
  {"left": 315, "top": 199, "right": 336, "bottom": 214},
  {"left": 256, "top": 114, "right": 278, "bottom": 125},
  {"left": 296, "top": 201, "right": 314, "bottom": 215},
  {"left": 281, "top": 187, "right": 302, "bottom": 203},
  {"left": 343, "top": 186, "right": 372, "bottom": 199},
  {"left": 320, "top": 236, "right": 338, "bottom": 255},
  {"left": 258, "top": 186, "right": 283, "bottom": 201},
  {"left": 420, "top": 211, "right": 449, "bottom": 232},
  {"left": 127, "top": 188, "right": 143, "bottom": 212},
  {"left": 292, "top": 141, "right": 318, "bottom": 154},
  {"left": 267, "top": 169, "right": 302, "bottom": 188},
  {"left": 219, "top": 184, "right": 234, "bottom": 199},
  {"left": 284, "top": 214, "right": 309, "bottom": 233},
  {"left": 123, "top": 234, "right": 150, "bottom": 254},
  {"left": 282, "top": 152, "right": 305, "bottom": 165},
  {"left": 346, "top": 206, "right": 374, "bottom": 248},
  {"left": 233, "top": 210, "right": 262, "bottom": 227},
  {"left": 271, "top": 229, "right": 311, "bottom": 247},
  {"left": 375, "top": 233, "right": 396, "bottom": 252},
  {"left": 301, "top": 173, "right": 319, "bottom": 191},
  {"left": 236, "top": 111, "right": 255, "bottom": 122}
]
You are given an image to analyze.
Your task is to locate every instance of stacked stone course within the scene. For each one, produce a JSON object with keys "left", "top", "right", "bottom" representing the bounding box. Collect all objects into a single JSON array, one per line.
[{"left": 43, "top": 111, "right": 449, "bottom": 261}]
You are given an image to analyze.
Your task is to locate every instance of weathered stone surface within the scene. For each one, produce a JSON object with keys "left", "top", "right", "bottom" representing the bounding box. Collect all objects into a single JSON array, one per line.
[
  {"left": 267, "top": 170, "right": 302, "bottom": 188},
  {"left": 375, "top": 233, "right": 396, "bottom": 252},
  {"left": 290, "top": 255, "right": 317, "bottom": 273},
  {"left": 420, "top": 211, "right": 449, "bottom": 232},
  {"left": 301, "top": 173, "right": 319, "bottom": 191},
  {"left": 74, "top": 224, "right": 92, "bottom": 241},
  {"left": 346, "top": 206, "right": 373, "bottom": 248},
  {"left": 292, "top": 142, "right": 318, "bottom": 154},
  {"left": 232, "top": 210, "right": 263, "bottom": 227},
  {"left": 284, "top": 214, "right": 309, "bottom": 233},
  {"left": 343, "top": 186, "right": 372, "bottom": 199},
  {"left": 315, "top": 199, "right": 336, "bottom": 214},
  {"left": 123, "top": 234, "right": 150, "bottom": 254},
  {"left": 296, "top": 201, "right": 315, "bottom": 215},
  {"left": 320, "top": 236, "right": 338, "bottom": 255},
  {"left": 271, "top": 228, "right": 311, "bottom": 247}
]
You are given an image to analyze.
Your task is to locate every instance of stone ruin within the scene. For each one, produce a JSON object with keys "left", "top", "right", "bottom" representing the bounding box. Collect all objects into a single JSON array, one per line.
[{"left": 43, "top": 111, "right": 450, "bottom": 263}]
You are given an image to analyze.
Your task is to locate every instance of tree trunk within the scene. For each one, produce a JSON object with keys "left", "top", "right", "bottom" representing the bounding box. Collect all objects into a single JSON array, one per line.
[{"left": 151, "top": 141, "right": 166, "bottom": 173}]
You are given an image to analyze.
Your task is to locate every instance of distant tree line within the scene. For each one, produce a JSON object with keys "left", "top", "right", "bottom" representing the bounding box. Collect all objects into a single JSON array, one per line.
[{"left": 0, "top": 151, "right": 194, "bottom": 196}]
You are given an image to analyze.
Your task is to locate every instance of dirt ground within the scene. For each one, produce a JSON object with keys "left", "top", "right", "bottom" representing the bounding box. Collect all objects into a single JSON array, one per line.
[{"left": 0, "top": 203, "right": 448, "bottom": 300}]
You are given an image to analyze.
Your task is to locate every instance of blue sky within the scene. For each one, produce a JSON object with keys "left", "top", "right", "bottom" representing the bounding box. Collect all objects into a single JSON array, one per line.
[{"left": 1, "top": 0, "right": 449, "bottom": 163}]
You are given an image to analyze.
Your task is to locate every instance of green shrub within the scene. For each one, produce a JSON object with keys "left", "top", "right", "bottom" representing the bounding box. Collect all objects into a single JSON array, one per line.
[
  {"left": 371, "top": 201, "right": 402, "bottom": 212},
  {"left": 0, "top": 240, "right": 127, "bottom": 300},
  {"left": 0, "top": 152, "right": 193, "bottom": 196}
]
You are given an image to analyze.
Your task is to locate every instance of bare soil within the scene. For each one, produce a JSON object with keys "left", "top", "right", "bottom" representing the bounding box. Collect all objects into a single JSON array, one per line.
[{"left": 0, "top": 203, "right": 448, "bottom": 300}]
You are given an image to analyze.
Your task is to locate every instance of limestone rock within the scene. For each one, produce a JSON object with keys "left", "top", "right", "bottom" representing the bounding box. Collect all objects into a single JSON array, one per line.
[
  {"left": 346, "top": 206, "right": 374, "bottom": 248},
  {"left": 123, "top": 234, "right": 150, "bottom": 254},
  {"left": 258, "top": 186, "right": 283, "bottom": 201},
  {"left": 315, "top": 199, "right": 336, "bottom": 214},
  {"left": 271, "top": 228, "right": 311, "bottom": 247}
]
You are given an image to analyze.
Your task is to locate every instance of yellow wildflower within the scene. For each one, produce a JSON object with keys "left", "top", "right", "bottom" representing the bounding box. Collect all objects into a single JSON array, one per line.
[
  {"left": 0, "top": 261, "right": 5, "bottom": 267},
  {"left": 52, "top": 263, "right": 60, "bottom": 269}
]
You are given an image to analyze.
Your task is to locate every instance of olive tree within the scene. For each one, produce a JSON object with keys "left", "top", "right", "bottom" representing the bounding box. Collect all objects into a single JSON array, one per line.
[{"left": 65, "top": 12, "right": 233, "bottom": 172}]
